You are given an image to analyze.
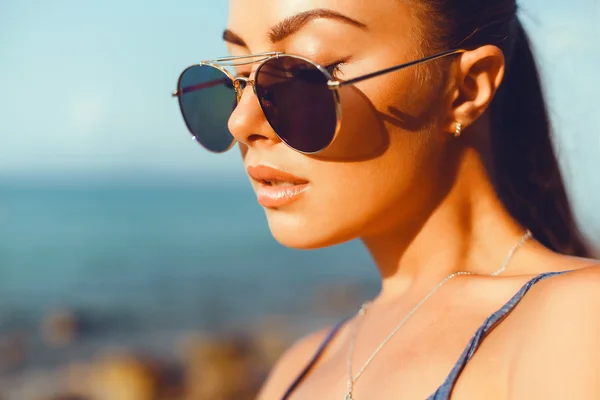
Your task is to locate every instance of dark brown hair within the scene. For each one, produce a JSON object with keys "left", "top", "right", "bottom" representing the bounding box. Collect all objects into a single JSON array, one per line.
[{"left": 420, "top": 1, "right": 590, "bottom": 257}]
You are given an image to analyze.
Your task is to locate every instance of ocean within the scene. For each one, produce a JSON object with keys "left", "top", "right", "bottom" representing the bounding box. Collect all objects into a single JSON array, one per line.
[
  {"left": 2, "top": 175, "right": 597, "bottom": 378},
  {"left": 0, "top": 177, "right": 378, "bottom": 372}
]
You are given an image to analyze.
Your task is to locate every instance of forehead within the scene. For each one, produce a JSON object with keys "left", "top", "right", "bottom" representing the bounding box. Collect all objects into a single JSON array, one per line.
[{"left": 227, "top": 0, "right": 417, "bottom": 50}]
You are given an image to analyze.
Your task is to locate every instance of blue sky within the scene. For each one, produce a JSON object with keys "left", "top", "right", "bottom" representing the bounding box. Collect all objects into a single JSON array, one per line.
[
  {"left": 1, "top": 0, "right": 237, "bottom": 177},
  {"left": 1, "top": 0, "right": 599, "bottom": 236}
]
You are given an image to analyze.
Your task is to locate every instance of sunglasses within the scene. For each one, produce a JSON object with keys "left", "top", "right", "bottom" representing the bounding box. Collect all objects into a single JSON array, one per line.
[{"left": 172, "top": 49, "right": 464, "bottom": 154}]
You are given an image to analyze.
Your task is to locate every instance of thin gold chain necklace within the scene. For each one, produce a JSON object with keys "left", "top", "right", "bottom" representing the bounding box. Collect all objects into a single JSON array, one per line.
[{"left": 344, "top": 230, "right": 533, "bottom": 400}]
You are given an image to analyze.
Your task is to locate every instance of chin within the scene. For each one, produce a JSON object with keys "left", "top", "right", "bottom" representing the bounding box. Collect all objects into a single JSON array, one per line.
[{"left": 263, "top": 208, "right": 357, "bottom": 250}]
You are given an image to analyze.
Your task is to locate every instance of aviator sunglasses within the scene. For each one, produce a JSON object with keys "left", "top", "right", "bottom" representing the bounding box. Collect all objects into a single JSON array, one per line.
[{"left": 172, "top": 49, "right": 464, "bottom": 154}]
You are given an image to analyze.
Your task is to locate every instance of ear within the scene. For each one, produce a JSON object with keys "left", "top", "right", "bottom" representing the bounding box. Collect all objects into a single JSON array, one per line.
[{"left": 444, "top": 45, "right": 506, "bottom": 134}]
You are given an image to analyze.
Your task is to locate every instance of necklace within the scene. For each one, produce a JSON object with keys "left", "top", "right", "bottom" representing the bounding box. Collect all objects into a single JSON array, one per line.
[{"left": 344, "top": 230, "right": 533, "bottom": 400}]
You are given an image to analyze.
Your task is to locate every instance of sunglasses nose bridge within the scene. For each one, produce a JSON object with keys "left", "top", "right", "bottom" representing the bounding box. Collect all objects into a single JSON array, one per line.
[{"left": 233, "top": 77, "right": 256, "bottom": 98}]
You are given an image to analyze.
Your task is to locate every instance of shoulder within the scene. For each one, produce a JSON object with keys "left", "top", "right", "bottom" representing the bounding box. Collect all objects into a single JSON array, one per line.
[
  {"left": 519, "top": 260, "right": 600, "bottom": 312},
  {"left": 514, "top": 260, "right": 600, "bottom": 337},
  {"left": 510, "top": 261, "right": 600, "bottom": 398},
  {"left": 256, "top": 324, "right": 337, "bottom": 400}
]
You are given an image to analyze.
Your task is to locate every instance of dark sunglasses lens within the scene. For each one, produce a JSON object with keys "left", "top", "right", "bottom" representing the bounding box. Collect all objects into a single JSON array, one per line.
[
  {"left": 177, "top": 65, "right": 236, "bottom": 153},
  {"left": 255, "top": 56, "right": 337, "bottom": 153}
]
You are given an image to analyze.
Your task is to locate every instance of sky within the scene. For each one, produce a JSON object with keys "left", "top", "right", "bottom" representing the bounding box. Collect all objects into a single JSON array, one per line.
[
  {"left": 0, "top": 0, "right": 238, "bottom": 179},
  {"left": 0, "top": 1, "right": 599, "bottom": 234}
]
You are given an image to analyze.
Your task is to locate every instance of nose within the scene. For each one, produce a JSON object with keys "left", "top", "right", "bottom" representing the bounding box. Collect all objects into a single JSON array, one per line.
[{"left": 228, "top": 77, "right": 279, "bottom": 149}]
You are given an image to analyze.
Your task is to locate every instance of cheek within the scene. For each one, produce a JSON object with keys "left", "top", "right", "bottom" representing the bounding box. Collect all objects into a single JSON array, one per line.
[
  {"left": 314, "top": 60, "right": 446, "bottom": 161},
  {"left": 371, "top": 64, "right": 446, "bottom": 134},
  {"left": 263, "top": 64, "right": 450, "bottom": 248},
  {"left": 265, "top": 132, "right": 448, "bottom": 249}
]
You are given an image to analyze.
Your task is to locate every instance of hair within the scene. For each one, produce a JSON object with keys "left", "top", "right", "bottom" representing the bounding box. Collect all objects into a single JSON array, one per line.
[{"left": 418, "top": 0, "right": 590, "bottom": 257}]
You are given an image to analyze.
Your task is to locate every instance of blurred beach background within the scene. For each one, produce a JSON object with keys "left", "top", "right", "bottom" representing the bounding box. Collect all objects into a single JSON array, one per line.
[{"left": 1, "top": 0, "right": 599, "bottom": 399}]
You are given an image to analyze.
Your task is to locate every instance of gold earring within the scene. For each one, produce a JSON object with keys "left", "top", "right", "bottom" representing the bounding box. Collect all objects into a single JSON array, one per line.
[{"left": 454, "top": 122, "right": 463, "bottom": 137}]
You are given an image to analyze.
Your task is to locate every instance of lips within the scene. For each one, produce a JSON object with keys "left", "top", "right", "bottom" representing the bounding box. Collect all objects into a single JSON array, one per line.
[
  {"left": 246, "top": 165, "right": 309, "bottom": 208},
  {"left": 246, "top": 165, "right": 309, "bottom": 185}
]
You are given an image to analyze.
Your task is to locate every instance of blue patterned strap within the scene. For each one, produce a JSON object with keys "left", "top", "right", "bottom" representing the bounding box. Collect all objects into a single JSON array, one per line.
[
  {"left": 281, "top": 317, "right": 349, "bottom": 399},
  {"left": 428, "top": 270, "right": 574, "bottom": 399}
]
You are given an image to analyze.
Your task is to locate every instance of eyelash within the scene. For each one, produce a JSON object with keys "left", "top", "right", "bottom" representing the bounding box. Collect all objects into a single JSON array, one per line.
[{"left": 324, "top": 62, "right": 345, "bottom": 78}]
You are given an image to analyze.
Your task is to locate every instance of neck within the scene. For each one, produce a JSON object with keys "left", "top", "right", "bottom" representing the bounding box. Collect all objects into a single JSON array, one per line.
[{"left": 361, "top": 147, "right": 527, "bottom": 298}]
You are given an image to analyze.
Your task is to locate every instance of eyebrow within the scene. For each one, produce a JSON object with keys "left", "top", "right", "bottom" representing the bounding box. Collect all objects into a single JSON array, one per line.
[
  {"left": 222, "top": 8, "right": 368, "bottom": 48},
  {"left": 222, "top": 29, "right": 247, "bottom": 47}
]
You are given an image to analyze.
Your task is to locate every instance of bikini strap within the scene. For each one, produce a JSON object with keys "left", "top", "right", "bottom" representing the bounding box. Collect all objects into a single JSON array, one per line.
[
  {"left": 281, "top": 317, "right": 349, "bottom": 399},
  {"left": 428, "top": 270, "right": 575, "bottom": 399}
]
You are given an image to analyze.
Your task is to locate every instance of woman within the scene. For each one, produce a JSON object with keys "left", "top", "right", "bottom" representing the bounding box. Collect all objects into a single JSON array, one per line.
[{"left": 172, "top": 0, "right": 599, "bottom": 398}]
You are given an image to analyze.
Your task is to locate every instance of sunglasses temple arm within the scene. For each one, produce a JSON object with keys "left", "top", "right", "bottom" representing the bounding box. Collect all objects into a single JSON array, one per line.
[
  {"left": 336, "top": 49, "right": 465, "bottom": 88},
  {"left": 172, "top": 79, "right": 231, "bottom": 97}
]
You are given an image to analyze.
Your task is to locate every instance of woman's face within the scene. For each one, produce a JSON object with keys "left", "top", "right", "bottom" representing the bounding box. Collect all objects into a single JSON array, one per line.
[{"left": 226, "top": 0, "right": 458, "bottom": 249}]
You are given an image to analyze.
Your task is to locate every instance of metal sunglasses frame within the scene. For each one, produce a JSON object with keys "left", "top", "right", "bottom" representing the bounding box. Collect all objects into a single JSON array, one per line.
[{"left": 172, "top": 49, "right": 465, "bottom": 154}]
